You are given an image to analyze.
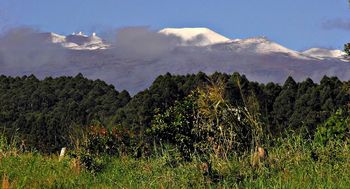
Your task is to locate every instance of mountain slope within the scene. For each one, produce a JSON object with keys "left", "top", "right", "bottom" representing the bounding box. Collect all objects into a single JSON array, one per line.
[
  {"left": 303, "top": 48, "right": 347, "bottom": 60},
  {"left": 210, "top": 37, "right": 313, "bottom": 60}
]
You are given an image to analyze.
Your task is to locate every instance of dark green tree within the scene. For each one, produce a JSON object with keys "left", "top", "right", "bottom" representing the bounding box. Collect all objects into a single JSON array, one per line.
[
  {"left": 272, "top": 76, "right": 297, "bottom": 133},
  {"left": 344, "top": 43, "right": 350, "bottom": 56}
]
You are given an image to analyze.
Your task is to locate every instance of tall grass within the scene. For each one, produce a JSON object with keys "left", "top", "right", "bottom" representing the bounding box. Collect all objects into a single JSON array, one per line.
[
  {"left": 0, "top": 133, "right": 21, "bottom": 158},
  {"left": 1, "top": 136, "right": 350, "bottom": 188}
]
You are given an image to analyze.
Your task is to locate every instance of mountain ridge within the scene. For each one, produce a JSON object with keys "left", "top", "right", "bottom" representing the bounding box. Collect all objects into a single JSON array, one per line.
[
  {"left": 41, "top": 28, "right": 347, "bottom": 61},
  {"left": 0, "top": 27, "right": 349, "bottom": 94}
]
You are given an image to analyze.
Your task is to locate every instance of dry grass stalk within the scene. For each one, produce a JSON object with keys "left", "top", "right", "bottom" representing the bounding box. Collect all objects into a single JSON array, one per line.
[
  {"left": 2, "top": 174, "right": 10, "bottom": 189},
  {"left": 159, "top": 183, "right": 164, "bottom": 189},
  {"left": 70, "top": 158, "right": 81, "bottom": 174},
  {"left": 252, "top": 146, "right": 268, "bottom": 167}
]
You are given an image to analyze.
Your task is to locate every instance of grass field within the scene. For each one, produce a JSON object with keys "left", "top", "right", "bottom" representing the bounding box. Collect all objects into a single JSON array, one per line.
[{"left": 1, "top": 135, "right": 350, "bottom": 188}]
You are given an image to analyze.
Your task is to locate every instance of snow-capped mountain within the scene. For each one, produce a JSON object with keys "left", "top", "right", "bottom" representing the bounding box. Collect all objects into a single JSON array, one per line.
[
  {"left": 210, "top": 37, "right": 313, "bottom": 60},
  {"left": 40, "top": 28, "right": 347, "bottom": 62},
  {"left": 156, "top": 28, "right": 348, "bottom": 62},
  {"left": 1, "top": 27, "right": 350, "bottom": 94},
  {"left": 159, "top": 27, "right": 230, "bottom": 46}
]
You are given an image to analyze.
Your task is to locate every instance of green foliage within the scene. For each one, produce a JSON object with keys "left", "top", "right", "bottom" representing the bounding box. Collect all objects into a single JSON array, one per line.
[
  {"left": 273, "top": 76, "right": 297, "bottom": 132},
  {"left": 70, "top": 125, "right": 133, "bottom": 173},
  {"left": 2, "top": 133, "right": 350, "bottom": 188},
  {"left": 151, "top": 92, "right": 198, "bottom": 160},
  {"left": 1, "top": 68, "right": 350, "bottom": 187},
  {"left": 1, "top": 109, "right": 350, "bottom": 188},
  {"left": 0, "top": 134, "right": 21, "bottom": 157},
  {"left": 0, "top": 72, "right": 349, "bottom": 156},
  {"left": 345, "top": 43, "right": 350, "bottom": 56},
  {"left": 151, "top": 81, "right": 264, "bottom": 160},
  {"left": 314, "top": 109, "right": 350, "bottom": 146},
  {"left": 0, "top": 74, "right": 130, "bottom": 153},
  {"left": 114, "top": 72, "right": 209, "bottom": 134}
]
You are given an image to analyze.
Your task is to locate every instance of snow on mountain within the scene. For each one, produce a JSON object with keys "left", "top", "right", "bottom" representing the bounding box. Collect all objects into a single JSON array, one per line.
[
  {"left": 302, "top": 48, "right": 347, "bottom": 60},
  {"left": 41, "top": 29, "right": 346, "bottom": 62},
  {"left": 210, "top": 37, "right": 313, "bottom": 60},
  {"left": 47, "top": 32, "right": 66, "bottom": 43},
  {"left": 32, "top": 32, "right": 66, "bottom": 44},
  {"left": 4, "top": 28, "right": 350, "bottom": 94},
  {"left": 158, "top": 28, "right": 343, "bottom": 61},
  {"left": 40, "top": 32, "right": 110, "bottom": 50},
  {"left": 158, "top": 27, "right": 230, "bottom": 46},
  {"left": 66, "top": 33, "right": 89, "bottom": 45}
]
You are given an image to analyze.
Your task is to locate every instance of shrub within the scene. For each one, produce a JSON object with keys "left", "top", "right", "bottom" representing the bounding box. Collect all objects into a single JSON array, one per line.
[
  {"left": 314, "top": 109, "right": 350, "bottom": 146},
  {"left": 70, "top": 125, "right": 133, "bottom": 173},
  {"left": 151, "top": 81, "right": 264, "bottom": 161}
]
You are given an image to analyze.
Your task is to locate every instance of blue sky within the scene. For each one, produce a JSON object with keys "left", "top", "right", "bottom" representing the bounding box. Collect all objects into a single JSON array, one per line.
[{"left": 1, "top": 0, "right": 350, "bottom": 50}]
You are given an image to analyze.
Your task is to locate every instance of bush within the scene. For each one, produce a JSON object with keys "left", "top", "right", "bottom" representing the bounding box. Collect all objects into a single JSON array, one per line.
[
  {"left": 314, "top": 109, "right": 350, "bottom": 146},
  {"left": 70, "top": 125, "right": 133, "bottom": 173},
  {"left": 151, "top": 81, "right": 264, "bottom": 161}
]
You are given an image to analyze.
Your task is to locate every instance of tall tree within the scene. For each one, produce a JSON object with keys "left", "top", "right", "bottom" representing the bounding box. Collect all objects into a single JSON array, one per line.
[{"left": 272, "top": 77, "right": 297, "bottom": 133}]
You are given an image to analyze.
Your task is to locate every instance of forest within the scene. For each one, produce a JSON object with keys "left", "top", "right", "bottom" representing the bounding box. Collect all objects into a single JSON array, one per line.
[{"left": 0, "top": 72, "right": 350, "bottom": 188}]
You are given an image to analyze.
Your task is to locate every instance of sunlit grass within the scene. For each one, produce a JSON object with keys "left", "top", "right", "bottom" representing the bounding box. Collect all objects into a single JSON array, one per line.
[{"left": 0, "top": 140, "right": 350, "bottom": 189}]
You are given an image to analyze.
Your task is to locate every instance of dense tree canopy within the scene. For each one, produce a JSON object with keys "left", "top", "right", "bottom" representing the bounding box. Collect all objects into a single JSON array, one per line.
[
  {"left": 0, "top": 72, "right": 348, "bottom": 153},
  {"left": 0, "top": 74, "right": 130, "bottom": 152}
]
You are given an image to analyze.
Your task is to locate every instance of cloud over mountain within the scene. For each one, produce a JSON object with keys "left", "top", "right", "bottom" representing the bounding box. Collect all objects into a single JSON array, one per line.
[
  {"left": 0, "top": 27, "right": 349, "bottom": 94},
  {"left": 0, "top": 28, "right": 68, "bottom": 76},
  {"left": 111, "top": 27, "right": 182, "bottom": 60}
]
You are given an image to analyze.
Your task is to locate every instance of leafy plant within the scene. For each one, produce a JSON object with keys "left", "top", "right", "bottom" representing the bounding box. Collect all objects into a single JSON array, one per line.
[
  {"left": 314, "top": 109, "right": 350, "bottom": 146},
  {"left": 70, "top": 124, "right": 132, "bottom": 173}
]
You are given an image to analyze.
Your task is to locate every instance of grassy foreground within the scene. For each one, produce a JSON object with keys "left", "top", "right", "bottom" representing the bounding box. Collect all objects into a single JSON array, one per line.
[{"left": 1, "top": 137, "right": 350, "bottom": 188}]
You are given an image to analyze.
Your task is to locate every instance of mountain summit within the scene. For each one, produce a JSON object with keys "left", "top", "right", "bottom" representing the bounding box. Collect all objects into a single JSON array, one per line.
[{"left": 158, "top": 27, "right": 230, "bottom": 46}]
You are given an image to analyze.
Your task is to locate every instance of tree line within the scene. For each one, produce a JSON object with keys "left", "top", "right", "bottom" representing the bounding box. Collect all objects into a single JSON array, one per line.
[{"left": 0, "top": 72, "right": 348, "bottom": 153}]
